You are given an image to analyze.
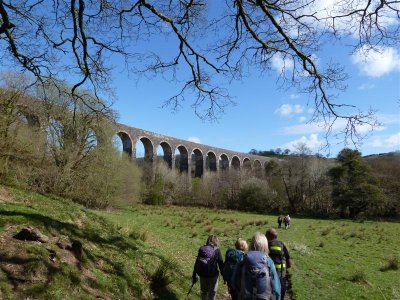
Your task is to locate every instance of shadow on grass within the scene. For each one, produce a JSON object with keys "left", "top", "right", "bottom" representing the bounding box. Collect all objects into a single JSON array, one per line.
[
  {"left": 0, "top": 208, "right": 181, "bottom": 299},
  {"left": 150, "top": 258, "right": 180, "bottom": 300},
  {"left": 0, "top": 253, "right": 61, "bottom": 289},
  {"left": 0, "top": 209, "right": 138, "bottom": 251}
]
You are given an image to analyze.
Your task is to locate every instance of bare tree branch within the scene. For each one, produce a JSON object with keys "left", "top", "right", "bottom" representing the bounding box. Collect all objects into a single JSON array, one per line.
[{"left": 0, "top": 0, "right": 398, "bottom": 145}]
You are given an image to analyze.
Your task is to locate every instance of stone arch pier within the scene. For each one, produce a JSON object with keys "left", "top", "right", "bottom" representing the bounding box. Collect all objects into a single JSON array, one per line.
[{"left": 115, "top": 124, "right": 272, "bottom": 177}]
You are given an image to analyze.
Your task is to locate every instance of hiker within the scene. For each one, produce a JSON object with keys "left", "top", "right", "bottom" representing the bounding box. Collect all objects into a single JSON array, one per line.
[
  {"left": 277, "top": 215, "right": 283, "bottom": 229},
  {"left": 192, "top": 235, "right": 224, "bottom": 300},
  {"left": 238, "top": 232, "right": 281, "bottom": 300},
  {"left": 284, "top": 215, "right": 290, "bottom": 230},
  {"left": 266, "top": 228, "right": 293, "bottom": 300},
  {"left": 223, "top": 238, "right": 248, "bottom": 300}
]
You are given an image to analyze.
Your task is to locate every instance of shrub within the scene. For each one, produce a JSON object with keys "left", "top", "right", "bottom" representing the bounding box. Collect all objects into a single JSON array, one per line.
[
  {"left": 150, "top": 263, "right": 172, "bottom": 291},
  {"left": 238, "top": 178, "right": 279, "bottom": 213},
  {"left": 129, "top": 229, "right": 149, "bottom": 242},
  {"left": 349, "top": 270, "right": 367, "bottom": 283},
  {"left": 321, "top": 227, "right": 332, "bottom": 236},
  {"left": 380, "top": 256, "right": 399, "bottom": 272},
  {"left": 0, "top": 83, "right": 142, "bottom": 209},
  {"left": 142, "top": 173, "right": 165, "bottom": 205}
]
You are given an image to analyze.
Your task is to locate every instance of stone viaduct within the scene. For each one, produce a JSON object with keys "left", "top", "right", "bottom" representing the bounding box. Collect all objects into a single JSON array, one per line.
[
  {"left": 116, "top": 123, "right": 272, "bottom": 177},
  {"left": 13, "top": 97, "right": 272, "bottom": 178}
]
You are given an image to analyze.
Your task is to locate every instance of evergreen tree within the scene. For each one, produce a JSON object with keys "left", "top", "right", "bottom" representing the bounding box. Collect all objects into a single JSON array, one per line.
[{"left": 329, "top": 148, "right": 386, "bottom": 218}]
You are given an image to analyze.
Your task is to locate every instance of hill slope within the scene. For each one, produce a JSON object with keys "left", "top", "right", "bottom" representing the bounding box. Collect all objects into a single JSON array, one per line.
[{"left": 0, "top": 185, "right": 182, "bottom": 299}]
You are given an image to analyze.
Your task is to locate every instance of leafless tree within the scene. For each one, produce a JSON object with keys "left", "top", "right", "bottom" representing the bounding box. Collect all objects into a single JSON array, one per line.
[{"left": 1, "top": 0, "right": 398, "bottom": 144}]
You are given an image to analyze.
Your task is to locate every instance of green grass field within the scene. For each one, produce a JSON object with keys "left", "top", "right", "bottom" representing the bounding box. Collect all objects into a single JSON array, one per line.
[
  {"left": 97, "top": 205, "right": 400, "bottom": 300},
  {"left": 0, "top": 185, "right": 399, "bottom": 299}
]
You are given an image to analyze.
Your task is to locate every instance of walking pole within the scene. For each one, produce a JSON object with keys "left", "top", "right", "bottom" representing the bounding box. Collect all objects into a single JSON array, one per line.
[{"left": 185, "top": 282, "right": 195, "bottom": 300}]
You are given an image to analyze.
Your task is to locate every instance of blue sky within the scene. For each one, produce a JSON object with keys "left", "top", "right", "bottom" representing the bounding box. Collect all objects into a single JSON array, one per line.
[
  {"left": 112, "top": 56, "right": 399, "bottom": 157},
  {"left": 1, "top": 1, "right": 397, "bottom": 158},
  {"left": 111, "top": 34, "right": 400, "bottom": 157}
]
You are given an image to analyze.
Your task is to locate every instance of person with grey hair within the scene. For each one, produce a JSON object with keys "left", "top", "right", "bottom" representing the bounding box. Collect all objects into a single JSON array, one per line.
[
  {"left": 239, "top": 232, "right": 281, "bottom": 300},
  {"left": 192, "top": 235, "right": 224, "bottom": 300}
]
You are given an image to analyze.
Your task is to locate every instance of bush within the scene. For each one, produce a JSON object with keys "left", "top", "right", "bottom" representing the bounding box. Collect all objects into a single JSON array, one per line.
[
  {"left": 64, "top": 144, "right": 142, "bottom": 208},
  {"left": 380, "top": 256, "right": 399, "bottom": 272},
  {"left": 237, "top": 178, "right": 279, "bottom": 213},
  {"left": 0, "top": 83, "right": 142, "bottom": 208},
  {"left": 142, "top": 173, "right": 166, "bottom": 205},
  {"left": 349, "top": 270, "right": 367, "bottom": 283}
]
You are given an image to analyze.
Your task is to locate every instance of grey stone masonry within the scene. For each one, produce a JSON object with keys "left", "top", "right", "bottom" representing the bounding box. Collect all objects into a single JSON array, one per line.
[{"left": 116, "top": 123, "right": 272, "bottom": 176}]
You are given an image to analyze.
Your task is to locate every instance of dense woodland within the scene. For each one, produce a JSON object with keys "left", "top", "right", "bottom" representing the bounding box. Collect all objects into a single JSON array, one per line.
[{"left": 1, "top": 79, "right": 399, "bottom": 220}]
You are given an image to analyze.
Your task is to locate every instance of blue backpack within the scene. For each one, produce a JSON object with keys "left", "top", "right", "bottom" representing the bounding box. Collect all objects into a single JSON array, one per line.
[
  {"left": 223, "top": 248, "right": 244, "bottom": 285},
  {"left": 242, "top": 251, "right": 276, "bottom": 300},
  {"left": 195, "top": 244, "right": 217, "bottom": 277}
]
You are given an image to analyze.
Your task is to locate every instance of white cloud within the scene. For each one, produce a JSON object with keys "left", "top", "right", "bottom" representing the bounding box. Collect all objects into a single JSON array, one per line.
[
  {"left": 358, "top": 83, "right": 375, "bottom": 90},
  {"left": 275, "top": 104, "right": 304, "bottom": 117},
  {"left": 370, "top": 132, "right": 400, "bottom": 148},
  {"left": 282, "top": 118, "right": 385, "bottom": 135},
  {"left": 282, "top": 134, "right": 323, "bottom": 152},
  {"left": 290, "top": 94, "right": 300, "bottom": 99},
  {"left": 357, "top": 123, "right": 386, "bottom": 134},
  {"left": 275, "top": 104, "right": 293, "bottom": 116},
  {"left": 352, "top": 46, "right": 400, "bottom": 77},
  {"left": 377, "top": 113, "right": 400, "bottom": 125},
  {"left": 309, "top": 1, "right": 400, "bottom": 35},
  {"left": 188, "top": 136, "right": 201, "bottom": 143},
  {"left": 299, "top": 116, "right": 307, "bottom": 123},
  {"left": 293, "top": 105, "right": 303, "bottom": 114},
  {"left": 271, "top": 53, "right": 294, "bottom": 74},
  {"left": 282, "top": 122, "right": 327, "bottom": 135}
]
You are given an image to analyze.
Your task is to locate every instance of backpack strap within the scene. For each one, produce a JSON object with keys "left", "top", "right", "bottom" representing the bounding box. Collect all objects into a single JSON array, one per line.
[{"left": 267, "top": 260, "right": 276, "bottom": 300}]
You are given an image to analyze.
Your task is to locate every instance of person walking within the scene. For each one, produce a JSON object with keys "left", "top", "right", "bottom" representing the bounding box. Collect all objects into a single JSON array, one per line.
[
  {"left": 277, "top": 215, "right": 283, "bottom": 229},
  {"left": 223, "top": 238, "right": 248, "bottom": 300},
  {"left": 192, "top": 235, "right": 224, "bottom": 300},
  {"left": 266, "top": 228, "right": 293, "bottom": 300},
  {"left": 286, "top": 215, "right": 290, "bottom": 228},
  {"left": 239, "top": 232, "right": 281, "bottom": 300},
  {"left": 283, "top": 215, "right": 289, "bottom": 230}
]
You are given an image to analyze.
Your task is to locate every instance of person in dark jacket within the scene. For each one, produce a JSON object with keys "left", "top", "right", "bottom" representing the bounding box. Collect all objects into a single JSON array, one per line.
[
  {"left": 266, "top": 228, "right": 293, "bottom": 300},
  {"left": 277, "top": 215, "right": 283, "bottom": 228},
  {"left": 224, "top": 238, "right": 248, "bottom": 300},
  {"left": 192, "top": 235, "right": 224, "bottom": 300}
]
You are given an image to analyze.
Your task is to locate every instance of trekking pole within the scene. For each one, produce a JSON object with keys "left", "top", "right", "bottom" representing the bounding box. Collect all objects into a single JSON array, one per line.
[{"left": 185, "top": 282, "right": 195, "bottom": 300}]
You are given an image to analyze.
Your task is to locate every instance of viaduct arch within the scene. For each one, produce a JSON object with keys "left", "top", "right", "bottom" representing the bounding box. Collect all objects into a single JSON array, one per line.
[{"left": 115, "top": 124, "right": 272, "bottom": 177}]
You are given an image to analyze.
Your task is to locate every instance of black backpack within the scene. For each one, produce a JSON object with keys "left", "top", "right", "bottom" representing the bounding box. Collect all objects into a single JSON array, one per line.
[
  {"left": 195, "top": 244, "right": 217, "bottom": 277},
  {"left": 268, "top": 240, "right": 286, "bottom": 277}
]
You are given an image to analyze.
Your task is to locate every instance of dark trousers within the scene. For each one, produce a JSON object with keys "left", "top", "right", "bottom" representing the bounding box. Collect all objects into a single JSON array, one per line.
[
  {"left": 228, "top": 285, "right": 239, "bottom": 300},
  {"left": 279, "top": 276, "right": 287, "bottom": 300},
  {"left": 200, "top": 275, "right": 218, "bottom": 300}
]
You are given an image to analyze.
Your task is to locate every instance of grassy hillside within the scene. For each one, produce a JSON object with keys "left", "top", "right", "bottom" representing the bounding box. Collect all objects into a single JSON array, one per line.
[
  {"left": 0, "top": 185, "right": 184, "bottom": 299},
  {"left": 1, "top": 185, "right": 399, "bottom": 299}
]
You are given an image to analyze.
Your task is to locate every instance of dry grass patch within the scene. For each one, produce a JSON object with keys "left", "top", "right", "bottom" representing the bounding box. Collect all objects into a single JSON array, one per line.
[
  {"left": 380, "top": 256, "right": 399, "bottom": 272},
  {"left": 0, "top": 186, "right": 14, "bottom": 204}
]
